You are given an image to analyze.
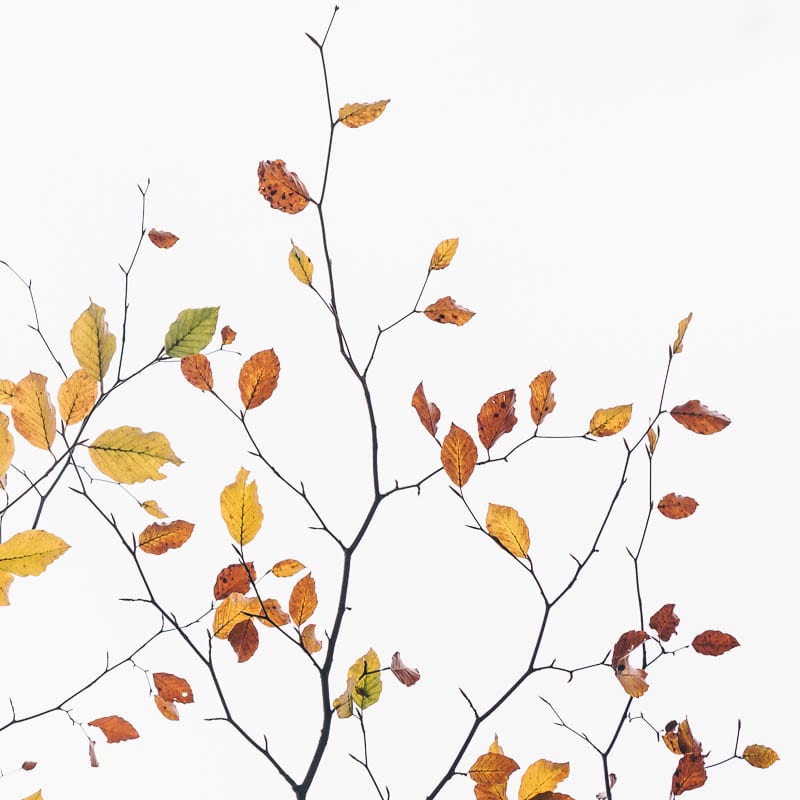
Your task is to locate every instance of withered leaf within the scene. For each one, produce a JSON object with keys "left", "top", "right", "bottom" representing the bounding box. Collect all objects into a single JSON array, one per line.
[
  {"left": 154, "top": 694, "right": 179, "bottom": 721},
  {"left": 440, "top": 424, "right": 478, "bottom": 487},
  {"left": 672, "top": 312, "right": 692, "bottom": 354},
  {"left": 477, "top": 390, "right": 517, "bottom": 450},
  {"left": 138, "top": 520, "right": 194, "bottom": 555},
  {"left": 180, "top": 354, "right": 214, "bottom": 391},
  {"left": 691, "top": 630, "right": 739, "bottom": 656},
  {"left": 148, "top": 229, "right": 179, "bottom": 248},
  {"left": 670, "top": 400, "right": 731, "bottom": 435},
  {"left": 390, "top": 651, "right": 420, "bottom": 686},
  {"left": 424, "top": 296, "right": 475, "bottom": 326},
  {"left": 153, "top": 672, "right": 194, "bottom": 703},
  {"left": 657, "top": 493, "right": 698, "bottom": 520},
  {"left": 338, "top": 99, "right": 390, "bottom": 128},
  {"left": 89, "top": 715, "right": 139, "bottom": 743},
  {"left": 649, "top": 603, "right": 680, "bottom": 641},
  {"left": 301, "top": 623, "right": 323, "bottom": 654},
  {"left": 411, "top": 382, "right": 441, "bottom": 438},
  {"left": 257, "top": 160, "right": 310, "bottom": 214},
  {"left": 529, "top": 371, "right": 556, "bottom": 426},
  {"left": 271, "top": 558, "right": 305, "bottom": 577},
  {"left": 229, "top": 619, "right": 259, "bottom": 662},
  {"left": 220, "top": 325, "right": 237, "bottom": 345},
  {"left": 589, "top": 404, "right": 632, "bottom": 437},
  {"left": 672, "top": 753, "right": 707, "bottom": 795},
  {"left": 742, "top": 744, "right": 779, "bottom": 769},
  {"left": 468, "top": 752, "right": 520, "bottom": 786},
  {"left": 289, "top": 573, "right": 317, "bottom": 626},
  {"left": 213, "top": 562, "right": 256, "bottom": 600}
]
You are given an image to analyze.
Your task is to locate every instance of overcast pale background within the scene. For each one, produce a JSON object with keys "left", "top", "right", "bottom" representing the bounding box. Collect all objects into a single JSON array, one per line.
[{"left": 1, "top": 2, "right": 797, "bottom": 798}]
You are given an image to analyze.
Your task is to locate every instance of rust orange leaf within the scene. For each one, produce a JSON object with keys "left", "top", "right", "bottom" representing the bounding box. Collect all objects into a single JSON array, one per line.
[
  {"left": 148, "top": 229, "right": 179, "bottom": 248},
  {"left": 239, "top": 349, "right": 280, "bottom": 410},
  {"left": 529, "top": 371, "right": 557, "bottom": 426},
  {"left": 657, "top": 493, "right": 698, "bottom": 520},
  {"left": 440, "top": 424, "right": 478, "bottom": 487},
  {"left": 649, "top": 604, "right": 680, "bottom": 641},
  {"left": 11, "top": 373, "right": 57, "bottom": 450},
  {"left": 468, "top": 752, "right": 520, "bottom": 786},
  {"left": 229, "top": 619, "right": 259, "bottom": 662},
  {"left": 214, "top": 562, "right": 256, "bottom": 600},
  {"left": 474, "top": 784, "right": 509, "bottom": 800},
  {"left": 477, "top": 389, "right": 517, "bottom": 450},
  {"left": 390, "top": 651, "right": 420, "bottom": 686},
  {"left": 271, "top": 558, "right": 305, "bottom": 577},
  {"left": 411, "top": 382, "right": 441, "bottom": 438},
  {"left": 672, "top": 312, "right": 693, "bottom": 354},
  {"left": 153, "top": 672, "right": 194, "bottom": 703},
  {"left": 154, "top": 694, "right": 179, "bottom": 721},
  {"left": 589, "top": 404, "right": 632, "bottom": 437},
  {"left": 252, "top": 598, "right": 290, "bottom": 627},
  {"left": 612, "top": 630, "right": 650, "bottom": 697},
  {"left": 338, "top": 99, "right": 390, "bottom": 128},
  {"left": 257, "top": 159, "right": 310, "bottom": 214},
  {"left": 742, "top": 744, "right": 779, "bottom": 768},
  {"left": 220, "top": 325, "right": 237, "bottom": 345},
  {"left": 180, "top": 354, "right": 214, "bottom": 391},
  {"left": 21, "top": 761, "right": 37, "bottom": 771},
  {"left": 57, "top": 369, "right": 97, "bottom": 425},
  {"left": 670, "top": 400, "right": 731, "bottom": 435},
  {"left": 289, "top": 573, "right": 317, "bottom": 626},
  {"left": 89, "top": 715, "right": 139, "bottom": 743},
  {"left": 691, "top": 630, "right": 739, "bottom": 656},
  {"left": 672, "top": 753, "right": 707, "bottom": 795},
  {"left": 138, "top": 520, "right": 194, "bottom": 555},
  {"left": 428, "top": 238, "right": 459, "bottom": 270},
  {"left": 424, "top": 296, "right": 475, "bottom": 325},
  {"left": 301, "top": 623, "right": 323, "bottom": 654}
]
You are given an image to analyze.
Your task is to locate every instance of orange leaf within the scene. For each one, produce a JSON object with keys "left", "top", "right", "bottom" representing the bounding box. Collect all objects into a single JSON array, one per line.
[
  {"left": 220, "top": 325, "right": 237, "bottom": 345},
  {"left": 154, "top": 695, "right": 179, "bottom": 721},
  {"left": 301, "top": 623, "right": 323, "bottom": 654},
  {"left": 477, "top": 390, "right": 517, "bottom": 450},
  {"left": 428, "top": 238, "right": 459, "bottom": 270},
  {"left": 11, "top": 373, "right": 57, "bottom": 450},
  {"left": 338, "top": 99, "right": 390, "bottom": 128},
  {"left": 148, "top": 229, "right": 179, "bottom": 248},
  {"left": 271, "top": 558, "right": 305, "bottom": 577},
  {"left": 670, "top": 400, "right": 731, "bottom": 435},
  {"left": 529, "top": 371, "right": 556, "bottom": 426},
  {"left": 390, "top": 651, "right": 420, "bottom": 686},
  {"left": 229, "top": 619, "right": 259, "bottom": 662},
  {"left": 239, "top": 349, "right": 280, "bottom": 410},
  {"left": 57, "top": 369, "right": 97, "bottom": 425},
  {"left": 153, "top": 672, "right": 194, "bottom": 703},
  {"left": 646, "top": 426, "right": 658, "bottom": 455},
  {"left": 423, "top": 296, "right": 475, "bottom": 326},
  {"left": 440, "top": 424, "right": 478, "bottom": 487},
  {"left": 673, "top": 312, "right": 692, "bottom": 354},
  {"left": 691, "top": 630, "right": 739, "bottom": 656},
  {"left": 657, "top": 493, "right": 698, "bottom": 520},
  {"left": 138, "top": 520, "right": 194, "bottom": 555},
  {"left": 253, "top": 597, "right": 291, "bottom": 627},
  {"left": 474, "top": 784, "right": 509, "bottom": 800},
  {"left": 213, "top": 562, "right": 256, "bottom": 600},
  {"left": 589, "top": 404, "right": 632, "bottom": 437},
  {"left": 672, "top": 753, "right": 707, "bottom": 795},
  {"left": 289, "top": 573, "right": 317, "bottom": 626},
  {"left": 213, "top": 592, "right": 263, "bottom": 639},
  {"left": 742, "top": 744, "right": 779, "bottom": 769},
  {"left": 468, "top": 752, "right": 520, "bottom": 785},
  {"left": 257, "top": 159, "right": 310, "bottom": 214},
  {"left": 649, "top": 604, "right": 680, "bottom": 641},
  {"left": 663, "top": 719, "right": 702, "bottom": 756},
  {"left": 180, "top": 354, "right": 214, "bottom": 391},
  {"left": 89, "top": 715, "right": 139, "bottom": 743},
  {"left": 411, "top": 382, "right": 441, "bottom": 438}
]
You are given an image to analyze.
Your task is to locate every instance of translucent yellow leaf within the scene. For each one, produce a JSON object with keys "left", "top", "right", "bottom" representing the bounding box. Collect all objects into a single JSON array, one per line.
[
  {"left": 334, "top": 676, "right": 355, "bottom": 719},
  {"left": 673, "top": 312, "right": 693, "bottom": 354},
  {"left": 138, "top": 520, "right": 194, "bottom": 555},
  {"left": 0, "top": 530, "right": 69, "bottom": 577},
  {"left": 212, "top": 592, "right": 262, "bottom": 639},
  {"left": 346, "top": 647, "right": 382, "bottom": 710},
  {"left": 253, "top": 597, "right": 291, "bottom": 627},
  {"left": 220, "top": 468, "right": 264, "bottom": 546},
  {"left": 288, "top": 241, "right": 314, "bottom": 285},
  {"left": 57, "top": 369, "right": 97, "bottom": 425},
  {"left": 141, "top": 500, "right": 168, "bottom": 519},
  {"left": 485, "top": 503, "right": 530, "bottom": 558},
  {"left": 429, "top": 238, "right": 459, "bottom": 270},
  {"left": 21, "top": 791, "right": 43, "bottom": 800},
  {"left": 0, "top": 379, "right": 15, "bottom": 404},
  {"left": 301, "top": 623, "right": 323, "bottom": 653},
  {"left": 289, "top": 573, "right": 317, "bottom": 626},
  {"left": 70, "top": 302, "right": 117, "bottom": 382},
  {"left": 742, "top": 744, "right": 779, "bottom": 768},
  {"left": 272, "top": 558, "right": 305, "bottom": 577},
  {"left": 338, "top": 99, "right": 390, "bottom": 128},
  {"left": 0, "top": 571, "right": 13, "bottom": 605},
  {"left": 441, "top": 423, "right": 478, "bottom": 487},
  {"left": 11, "top": 373, "right": 56, "bottom": 450},
  {"left": 489, "top": 734, "right": 505, "bottom": 755},
  {"left": 0, "top": 411, "right": 14, "bottom": 476},
  {"left": 164, "top": 307, "right": 219, "bottom": 357},
  {"left": 588, "top": 404, "right": 632, "bottom": 437},
  {"left": 518, "top": 759, "right": 570, "bottom": 800},
  {"left": 89, "top": 426, "right": 182, "bottom": 483}
]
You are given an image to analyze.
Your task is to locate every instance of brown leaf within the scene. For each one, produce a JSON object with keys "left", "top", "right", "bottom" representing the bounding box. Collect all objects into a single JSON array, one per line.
[
  {"left": 663, "top": 719, "right": 702, "bottom": 757},
  {"left": 691, "top": 630, "right": 739, "bottom": 656},
  {"left": 257, "top": 159, "right": 310, "bottom": 214},
  {"left": 742, "top": 744, "right": 779, "bottom": 769},
  {"left": 213, "top": 562, "right": 256, "bottom": 600},
  {"left": 440, "top": 424, "right": 478, "bottom": 487},
  {"left": 673, "top": 312, "right": 693, "bottom": 354},
  {"left": 271, "top": 558, "right": 305, "bottom": 577},
  {"left": 411, "top": 382, "right": 441, "bottom": 438},
  {"left": 477, "top": 390, "right": 517, "bottom": 450},
  {"left": 239, "top": 349, "right": 280, "bottom": 410},
  {"left": 89, "top": 715, "right": 139, "bottom": 743},
  {"left": 301, "top": 623, "right": 323, "bottom": 654},
  {"left": 138, "top": 520, "right": 194, "bottom": 555},
  {"left": 253, "top": 598, "right": 291, "bottom": 627},
  {"left": 21, "top": 761, "right": 37, "bottom": 771},
  {"left": 229, "top": 619, "right": 259, "bottom": 662},
  {"left": 657, "top": 493, "right": 698, "bottom": 520},
  {"left": 154, "top": 695, "right": 179, "bottom": 721},
  {"left": 474, "top": 784, "right": 509, "bottom": 800},
  {"left": 180, "top": 354, "right": 214, "bottom": 391},
  {"left": 672, "top": 753, "right": 707, "bottom": 795},
  {"left": 289, "top": 573, "right": 317, "bottom": 626},
  {"left": 646, "top": 426, "right": 658, "bottom": 455},
  {"left": 529, "top": 371, "right": 556, "bottom": 426},
  {"left": 468, "top": 752, "right": 520, "bottom": 786},
  {"left": 220, "top": 325, "right": 237, "bottom": 345},
  {"left": 153, "top": 672, "right": 194, "bottom": 703},
  {"left": 390, "top": 651, "right": 420, "bottom": 686},
  {"left": 649, "top": 604, "right": 680, "bottom": 641},
  {"left": 423, "top": 296, "right": 475, "bottom": 326},
  {"left": 148, "top": 229, "right": 179, "bottom": 248},
  {"left": 611, "top": 630, "right": 649, "bottom": 664},
  {"left": 612, "top": 630, "right": 650, "bottom": 697},
  {"left": 670, "top": 400, "right": 731, "bottom": 435}
]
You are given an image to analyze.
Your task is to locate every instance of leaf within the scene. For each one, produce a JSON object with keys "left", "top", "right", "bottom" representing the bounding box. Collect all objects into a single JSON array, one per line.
[
  {"left": 21, "top": 761, "right": 37, "bottom": 771},
  {"left": 0, "top": 571, "right": 14, "bottom": 606},
  {"left": 148, "top": 229, "right": 179, "bottom": 248},
  {"left": 670, "top": 400, "right": 731, "bottom": 435},
  {"left": 180, "top": 354, "right": 214, "bottom": 391},
  {"left": 88, "top": 715, "right": 139, "bottom": 743},
  {"left": 20, "top": 792, "right": 43, "bottom": 800},
  {"left": 429, "top": 238, "right": 459, "bottom": 270},
  {"left": 89, "top": 739, "right": 99, "bottom": 767},
  {"left": 612, "top": 630, "right": 650, "bottom": 697},
  {"left": 411, "top": 382, "right": 441, "bottom": 438},
  {"left": 649, "top": 604, "right": 680, "bottom": 641},
  {"left": 0, "top": 530, "right": 69, "bottom": 577},
  {"left": 164, "top": 307, "right": 220, "bottom": 358},
  {"left": 346, "top": 648, "right": 382, "bottom": 710},
  {"left": 691, "top": 630, "right": 739, "bottom": 656},
  {"left": 338, "top": 99, "right": 390, "bottom": 128},
  {"left": 271, "top": 558, "right": 305, "bottom": 577},
  {"left": 138, "top": 520, "right": 194, "bottom": 555},
  {"left": 477, "top": 390, "right": 517, "bottom": 450},
  {"left": 589, "top": 404, "right": 632, "bottom": 437},
  {"left": 0, "top": 379, "right": 15, "bottom": 403},
  {"left": 253, "top": 598, "right": 291, "bottom": 627},
  {"left": 301, "top": 623, "right": 323, "bottom": 654},
  {"left": 485, "top": 503, "right": 530, "bottom": 558},
  {"left": 11, "top": 373, "right": 57, "bottom": 450},
  {"left": 441, "top": 424, "right": 478, "bottom": 487},
  {"left": 229, "top": 619, "right": 259, "bottom": 662},
  {"left": 611, "top": 630, "right": 649, "bottom": 664},
  {"left": 663, "top": 719, "right": 701, "bottom": 756},
  {"left": 518, "top": 759, "right": 569, "bottom": 799},
  {"left": 257, "top": 159, "right": 310, "bottom": 214},
  {"left": 390, "top": 651, "right": 420, "bottom": 686},
  {"left": 57, "top": 369, "right": 97, "bottom": 425},
  {"left": 742, "top": 744, "right": 779, "bottom": 769},
  {"left": 673, "top": 312, "right": 693, "bottom": 354},
  {"left": 289, "top": 573, "right": 318, "bottom": 626},
  {"left": 475, "top": 785, "right": 510, "bottom": 800},
  {"left": 153, "top": 672, "right": 194, "bottom": 703},
  {"left": 657, "top": 493, "right": 698, "bottom": 520},
  {"left": 70, "top": 302, "right": 117, "bottom": 382},
  {"left": 0, "top": 412, "right": 14, "bottom": 476},
  {"left": 489, "top": 734, "right": 504, "bottom": 755},
  {"left": 239, "top": 349, "right": 280, "bottom": 410},
  {"left": 220, "top": 325, "right": 237, "bottom": 345},
  {"left": 672, "top": 753, "right": 707, "bottom": 795},
  {"left": 333, "top": 676, "right": 355, "bottom": 719},
  {"left": 89, "top": 426, "right": 182, "bottom": 483},
  {"left": 646, "top": 426, "right": 658, "bottom": 455},
  {"left": 220, "top": 468, "right": 264, "bottom": 546},
  {"left": 214, "top": 562, "right": 256, "bottom": 600},
  {"left": 529, "top": 371, "right": 557, "bottom": 426},
  {"left": 154, "top": 695, "right": 179, "bottom": 721},
  {"left": 141, "top": 500, "right": 168, "bottom": 519},
  {"left": 212, "top": 592, "right": 262, "bottom": 639},
  {"left": 468, "top": 752, "right": 520, "bottom": 786},
  {"left": 288, "top": 241, "right": 314, "bottom": 285},
  {"left": 424, "top": 296, "right": 475, "bottom": 325}
]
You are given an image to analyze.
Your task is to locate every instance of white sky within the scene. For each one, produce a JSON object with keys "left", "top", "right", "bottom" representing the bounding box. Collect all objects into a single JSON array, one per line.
[{"left": 1, "top": 2, "right": 797, "bottom": 798}]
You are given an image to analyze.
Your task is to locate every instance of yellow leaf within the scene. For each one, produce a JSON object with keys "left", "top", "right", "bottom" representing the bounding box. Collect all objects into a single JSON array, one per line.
[
  {"left": 88, "top": 426, "right": 182, "bottom": 483},
  {"left": 288, "top": 241, "right": 314, "bottom": 285},
  {"left": 529, "top": 371, "right": 557, "bottom": 426},
  {"left": 272, "top": 558, "right": 305, "bottom": 577},
  {"left": 489, "top": 734, "right": 505, "bottom": 755},
  {"left": 57, "top": 369, "right": 97, "bottom": 425},
  {"left": 0, "top": 412, "right": 14, "bottom": 476},
  {"left": 213, "top": 592, "right": 262, "bottom": 639},
  {"left": 742, "top": 744, "right": 779, "bottom": 768},
  {"left": 441, "top": 424, "right": 478, "bottom": 487},
  {"left": 20, "top": 791, "right": 43, "bottom": 800},
  {"left": 346, "top": 647, "right": 382, "bottom": 710},
  {"left": 0, "top": 571, "right": 13, "bottom": 606},
  {"left": 301, "top": 623, "right": 323, "bottom": 653},
  {"left": 0, "top": 530, "right": 69, "bottom": 577},
  {"left": 141, "top": 500, "right": 168, "bottom": 519},
  {"left": 424, "top": 296, "right": 475, "bottom": 326},
  {"left": 485, "top": 503, "right": 530, "bottom": 558},
  {"left": 289, "top": 573, "right": 318, "bottom": 626},
  {"left": 70, "top": 302, "right": 117, "bottom": 382},
  {"left": 220, "top": 468, "right": 264, "bottom": 546},
  {"left": 11, "top": 373, "right": 57, "bottom": 450},
  {"left": 588, "top": 404, "right": 632, "bottom": 437},
  {"left": 518, "top": 759, "right": 570, "bottom": 800},
  {"left": 138, "top": 520, "right": 194, "bottom": 555},
  {"left": 429, "top": 238, "right": 459, "bottom": 270},
  {"left": 0, "top": 378, "right": 15, "bottom": 403},
  {"left": 338, "top": 99, "right": 390, "bottom": 128},
  {"left": 239, "top": 349, "right": 280, "bottom": 410},
  {"left": 673, "top": 312, "right": 693, "bottom": 354},
  {"left": 469, "top": 752, "right": 520, "bottom": 785}
]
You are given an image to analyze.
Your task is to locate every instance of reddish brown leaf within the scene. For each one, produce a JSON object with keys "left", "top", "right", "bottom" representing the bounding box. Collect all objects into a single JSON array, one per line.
[
  {"left": 220, "top": 325, "right": 237, "bottom": 345},
  {"left": 21, "top": 761, "right": 37, "bottom": 771},
  {"left": 213, "top": 562, "right": 256, "bottom": 600},
  {"left": 153, "top": 672, "right": 194, "bottom": 703},
  {"left": 89, "top": 715, "right": 139, "bottom": 743},
  {"left": 148, "top": 229, "right": 179, "bottom": 248},
  {"left": 423, "top": 296, "right": 475, "bottom": 325},
  {"left": 390, "top": 651, "right": 420, "bottom": 686},
  {"left": 441, "top": 424, "right": 478, "bottom": 487},
  {"left": 670, "top": 400, "right": 731, "bottom": 435},
  {"left": 411, "top": 382, "right": 441, "bottom": 438},
  {"left": 229, "top": 619, "right": 259, "bottom": 662},
  {"left": 477, "top": 389, "right": 517, "bottom": 450},
  {"left": 612, "top": 630, "right": 650, "bottom": 697},
  {"left": 691, "top": 630, "right": 739, "bottom": 656},
  {"left": 138, "top": 520, "right": 194, "bottom": 555},
  {"left": 672, "top": 753, "right": 707, "bottom": 795},
  {"left": 657, "top": 493, "right": 698, "bottom": 520},
  {"left": 180, "top": 354, "right": 214, "bottom": 391},
  {"left": 611, "top": 630, "right": 649, "bottom": 664},
  {"left": 529, "top": 371, "right": 556, "bottom": 426},
  {"left": 289, "top": 573, "right": 318, "bottom": 626},
  {"left": 239, "top": 349, "right": 280, "bottom": 410},
  {"left": 154, "top": 695, "right": 179, "bottom": 721},
  {"left": 257, "top": 159, "right": 310, "bottom": 214},
  {"left": 649, "top": 604, "right": 680, "bottom": 641}
]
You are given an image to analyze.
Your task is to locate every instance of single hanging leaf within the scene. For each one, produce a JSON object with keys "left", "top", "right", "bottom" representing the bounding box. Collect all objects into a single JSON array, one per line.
[
  {"left": 239, "top": 349, "right": 280, "bottom": 410},
  {"left": 180, "top": 354, "right": 214, "bottom": 391},
  {"left": 154, "top": 695, "right": 179, "bottom": 721},
  {"left": 657, "top": 493, "right": 698, "bottom": 520},
  {"left": 0, "top": 378, "right": 15, "bottom": 403},
  {"left": 141, "top": 500, "right": 168, "bottom": 519},
  {"left": 612, "top": 630, "right": 650, "bottom": 697},
  {"left": 742, "top": 744, "right": 779, "bottom": 768},
  {"left": 0, "top": 411, "right": 14, "bottom": 476},
  {"left": 646, "top": 426, "right": 658, "bottom": 455},
  {"left": 440, "top": 424, "right": 478, "bottom": 487},
  {"left": 257, "top": 159, "right": 310, "bottom": 214},
  {"left": 57, "top": 369, "right": 97, "bottom": 425},
  {"left": 11, "top": 373, "right": 57, "bottom": 450},
  {"left": 346, "top": 647, "right": 382, "bottom": 710},
  {"left": 213, "top": 562, "right": 256, "bottom": 600},
  {"left": 271, "top": 558, "right": 305, "bottom": 577},
  {"left": 670, "top": 400, "right": 731, "bottom": 435},
  {"left": 649, "top": 603, "right": 680, "bottom": 641},
  {"left": 148, "top": 229, "right": 179, "bottom": 248},
  {"left": 518, "top": 759, "right": 570, "bottom": 799},
  {"left": 153, "top": 672, "right": 194, "bottom": 703},
  {"left": 338, "top": 99, "right": 390, "bottom": 128},
  {"left": 21, "top": 761, "right": 37, "bottom": 771},
  {"left": 477, "top": 389, "right": 517, "bottom": 450},
  {"left": 411, "top": 382, "right": 441, "bottom": 438},
  {"left": 220, "top": 468, "right": 264, "bottom": 546},
  {"left": 301, "top": 623, "right": 323, "bottom": 654},
  {"left": 589, "top": 404, "right": 632, "bottom": 437},
  {"left": 89, "top": 716, "right": 139, "bottom": 743},
  {"left": 0, "top": 571, "right": 15, "bottom": 605},
  {"left": 289, "top": 573, "right": 317, "bottom": 626},
  {"left": 0, "top": 530, "right": 69, "bottom": 576},
  {"left": 390, "top": 651, "right": 420, "bottom": 686},
  {"left": 672, "top": 753, "right": 707, "bottom": 795},
  {"left": 288, "top": 241, "right": 314, "bottom": 285},
  {"left": 89, "top": 426, "right": 182, "bottom": 483},
  {"left": 229, "top": 619, "right": 259, "bottom": 662},
  {"left": 424, "top": 296, "right": 475, "bottom": 325},
  {"left": 672, "top": 312, "right": 693, "bottom": 354},
  {"left": 691, "top": 630, "right": 739, "bottom": 656},
  {"left": 529, "top": 371, "right": 557, "bottom": 426},
  {"left": 164, "top": 307, "right": 219, "bottom": 357},
  {"left": 612, "top": 630, "right": 650, "bottom": 664},
  {"left": 138, "top": 520, "right": 194, "bottom": 555},
  {"left": 220, "top": 325, "right": 237, "bottom": 345},
  {"left": 485, "top": 503, "right": 530, "bottom": 558},
  {"left": 212, "top": 592, "right": 263, "bottom": 639},
  {"left": 429, "top": 238, "right": 459, "bottom": 270},
  {"left": 468, "top": 752, "right": 519, "bottom": 786},
  {"left": 70, "top": 302, "right": 117, "bottom": 382}
]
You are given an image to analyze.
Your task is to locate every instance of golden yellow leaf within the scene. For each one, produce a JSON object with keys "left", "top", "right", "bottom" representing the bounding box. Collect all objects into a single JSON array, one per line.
[
  {"left": 0, "top": 378, "right": 15, "bottom": 403},
  {"left": 70, "top": 302, "right": 117, "bottom": 382},
  {"left": 529, "top": 371, "right": 557, "bottom": 426},
  {"left": 148, "top": 229, "right": 179, "bottom": 249},
  {"left": 154, "top": 695, "right": 179, "bottom": 721},
  {"left": 441, "top": 424, "right": 478, "bottom": 487},
  {"left": 257, "top": 159, "right": 310, "bottom": 214},
  {"left": 301, "top": 623, "right": 323, "bottom": 653},
  {"left": 518, "top": 759, "right": 570, "bottom": 799},
  {"left": 288, "top": 241, "right": 314, "bottom": 285},
  {"left": 289, "top": 573, "right": 318, "bottom": 626},
  {"left": 220, "top": 467, "right": 264, "bottom": 546},
  {"left": 429, "top": 238, "right": 459, "bottom": 270},
  {"left": 88, "top": 715, "right": 139, "bottom": 743},
  {"left": 180, "top": 354, "right": 214, "bottom": 391},
  {"left": 589, "top": 404, "right": 632, "bottom": 437},
  {"left": 346, "top": 647, "right": 382, "bottom": 710},
  {"left": 88, "top": 426, "right": 182, "bottom": 483},
  {"left": 489, "top": 734, "right": 504, "bottom": 755},
  {"left": 0, "top": 571, "right": 13, "bottom": 606},
  {"left": 57, "top": 369, "right": 97, "bottom": 425},
  {"left": 239, "top": 349, "right": 280, "bottom": 410},
  {"left": 338, "top": 99, "right": 390, "bottom": 128},
  {"left": 485, "top": 503, "right": 530, "bottom": 558},
  {"left": 742, "top": 744, "right": 779, "bottom": 768},
  {"left": 663, "top": 719, "right": 700, "bottom": 756},
  {"left": 11, "top": 373, "right": 57, "bottom": 450},
  {"left": 0, "top": 530, "right": 69, "bottom": 577},
  {"left": 0, "top": 411, "right": 14, "bottom": 476},
  {"left": 468, "top": 752, "right": 519, "bottom": 785},
  {"left": 272, "top": 558, "right": 305, "bottom": 577},
  {"left": 138, "top": 520, "right": 194, "bottom": 555},
  {"left": 212, "top": 592, "right": 262, "bottom": 639},
  {"left": 673, "top": 312, "right": 692, "bottom": 354},
  {"left": 141, "top": 500, "right": 168, "bottom": 519},
  {"left": 424, "top": 296, "right": 475, "bottom": 326},
  {"left": 20, "top": 791, "right": 43, "bottom": 800},
  {"left": 615, "top": 658, "right": 649, "bottom": 697}
]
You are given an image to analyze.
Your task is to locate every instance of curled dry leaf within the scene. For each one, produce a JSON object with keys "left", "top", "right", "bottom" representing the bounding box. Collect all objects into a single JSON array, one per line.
[
  {"left": 289, "top": 573, "right": 318, "bottom": 626},
  {"left": 612, "top": 630, "right": 650, "bottom": 698},
  {"left": 742, "top": 744, "right": 779, "bottom": 769},
  {"left": 239, "top": 349, "right": 280, "bottom": 410},
  {"left": 672, "top": 312, "right": 692, "bottom": 354},
  {"left": 649, "top": 603, "right": 680, "bottom": 641},
  {"left": 672, "top": 753, "right": 707, "bottom": 795},
  {"left": 229, "top": 619, "right": 259, "bottom": 662},
  {"left": 468, "top": 752, "right": 520, "bottom": 787},
  {"left": 411, "top": 382, "right": 441, "bottom": 438},
  {"left": 657, "top": 493, "right": 698, "bottom": 520},
  {"left": 670, "top": 400, "right": 731, "bottom": 435},
  {"left": 488, "top": 734, "right": 504, "bottom": 755},
  {"left": 57, "top": 369, "right": 97, "bottom": 425},
  {"left": 423, "top": 296, "right": 475, "bottom": 326},
  {"left": 214, "top": 562, "right": 256, "bottom": 600},
  {"left": 154, "top": 695, "right": 179, "bottom": 721},
  {"left": 88, "top": 715, "right": 139, "bottom": 743},
  {"left": 148, "top": 229, "right": 179, "bottom": 248},
  {"left": 663, "top": 718, "right": 701, "bottom": 756},
  {"left": 477, "top": 389, "right": 517, "bottom": 450},
  {"left": 529, "top": 371, "right": 556, "bottom": 426},
  {"left": 338, "top": 99, "right": 390, "bottom": 128},
  {"left": 271, "top": 558, "right": 305, "bottom": 577},
  {"left": 589, "top": 404, "right": 632, "bottom": 437},
  {"left": 257, "top": 159, "right": 310, "bottom": 214},
  {"left": 153, "top": 672, "right": 194, "bottom": 703},
  {"left": 138, "top": 520, "right": 194, "bottom": 555},
  {"left": 428, "top": 238, "right": 459, "bottom": 270},
  {"left": 301, "top": 623, "right": 323, "bottom": 654},
  {"left": 595, "top": 773, "right": 617, "bottom": 800},
  {"left": 611, "top": 630, "right": 649, "bottom": 664},
  {"left": 220, "top": 325, "right": 237, "bottom": 345},
  {"left": 390, "top": 651, "right": 420, "bottom": 686},
  {"left": 440, "top": 424, "right": 478, "bottom": 488},
  {"left": 11, "top": 373, "right": 57, "bottom": 450},
  {"left": 333, "top": 676, "right": 355, "bottom": 719},
  {"left": 646, "top": 426, "right": 658, "bottom": 455},
  {"left": 180, "top": 354, "right": 214, "bottom": 391},
  {"left": 691, "top": 630, "right": 739, "bottom": 656},
  {"left": 141, "top": 500, "right": 168, "bottom": 519}
]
